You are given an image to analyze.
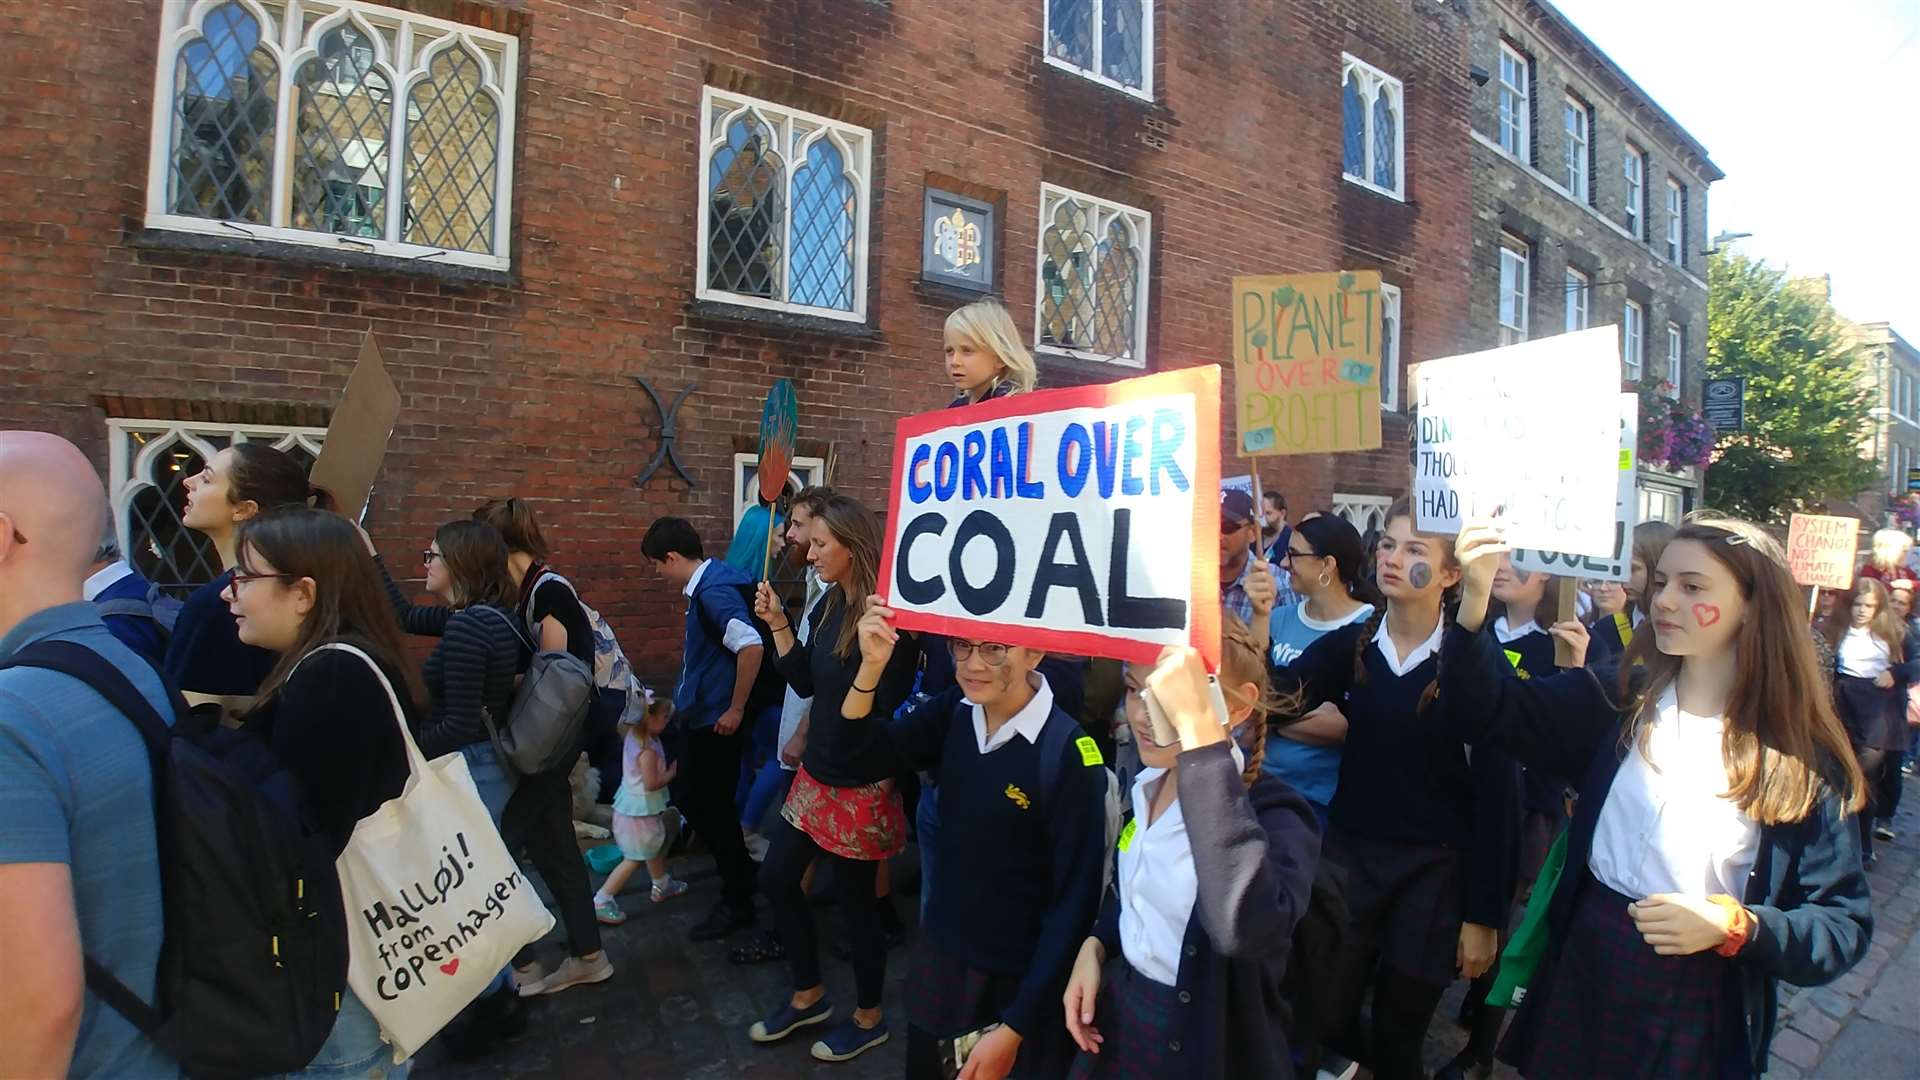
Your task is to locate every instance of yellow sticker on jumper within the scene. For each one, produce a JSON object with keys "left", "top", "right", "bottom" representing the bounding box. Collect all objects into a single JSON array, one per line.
[
  {"left": 1117, "top": 818, "right": 1137, "bottom": 853},
  {"left": 1503, "top": 649, "right": 1524, "bottom": 670},
  {"left": 1075, "top": 735, "right": 1104, "bottom": 767}
]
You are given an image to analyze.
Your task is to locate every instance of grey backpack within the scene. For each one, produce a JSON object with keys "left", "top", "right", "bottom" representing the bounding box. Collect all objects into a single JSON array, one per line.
[{"left": 474, "top": 605, "right": 594, "bottom": 775}]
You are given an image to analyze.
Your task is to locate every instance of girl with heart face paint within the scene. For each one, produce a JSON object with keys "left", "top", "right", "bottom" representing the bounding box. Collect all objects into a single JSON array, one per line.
[
  {"left": 1268, "top": 497, "right": 1520, "bottom": 1080},
  {"left": 227, "top": 509, "right": 423, "bottom": 1078},
  {"left": 1448, "top": 514, "right": 1871, "bottom": 1078}
]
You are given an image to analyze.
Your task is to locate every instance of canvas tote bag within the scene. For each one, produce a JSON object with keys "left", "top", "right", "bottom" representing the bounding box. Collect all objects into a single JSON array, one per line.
[{"left": 322, "top": 643, "right": 556, "bottom": 1061}]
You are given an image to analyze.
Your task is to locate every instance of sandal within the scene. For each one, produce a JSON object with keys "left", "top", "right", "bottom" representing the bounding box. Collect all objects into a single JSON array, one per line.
[{"left": 729, "top": 929, "right": 787, "bottom": 966}]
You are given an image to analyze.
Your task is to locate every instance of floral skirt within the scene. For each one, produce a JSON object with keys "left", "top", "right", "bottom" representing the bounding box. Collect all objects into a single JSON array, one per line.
[{"left": 780, "top": 765, "right": 906, "bottom": 861}]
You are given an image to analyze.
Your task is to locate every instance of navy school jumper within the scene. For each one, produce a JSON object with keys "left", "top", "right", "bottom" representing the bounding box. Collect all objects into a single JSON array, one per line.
[{"left": 1439, "top": 623, "right": 1873, "bottom": 1074}]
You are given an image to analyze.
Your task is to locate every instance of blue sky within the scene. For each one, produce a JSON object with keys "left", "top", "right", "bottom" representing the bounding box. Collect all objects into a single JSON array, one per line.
[{"left": 1550, "top": 0, "right": 1919, "bottom": 340}]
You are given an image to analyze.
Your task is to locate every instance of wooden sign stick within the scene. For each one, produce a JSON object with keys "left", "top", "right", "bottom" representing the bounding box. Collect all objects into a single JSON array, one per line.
[{"left": 1554, "top": 577, "right": 1580, "bottom": 668}]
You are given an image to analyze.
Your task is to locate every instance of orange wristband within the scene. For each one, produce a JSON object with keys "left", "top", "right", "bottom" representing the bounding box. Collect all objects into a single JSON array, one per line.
[{"left": 1707, "top": 895, "right": 1753, "bottom": 957}]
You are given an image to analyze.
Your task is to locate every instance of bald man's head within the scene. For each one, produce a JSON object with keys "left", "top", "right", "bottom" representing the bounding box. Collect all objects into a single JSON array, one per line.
[{"left": 0, "top": 431, "right": 109, "bottom": 591}]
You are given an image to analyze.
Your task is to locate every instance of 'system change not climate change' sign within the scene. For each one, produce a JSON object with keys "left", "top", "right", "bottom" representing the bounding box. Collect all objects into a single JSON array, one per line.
[
  {"left": 878, "top": 367, "right": 1222, "bottom": 669},
  {"left": 1232, "top": 271, "right": 1385, "bottom": 455}
]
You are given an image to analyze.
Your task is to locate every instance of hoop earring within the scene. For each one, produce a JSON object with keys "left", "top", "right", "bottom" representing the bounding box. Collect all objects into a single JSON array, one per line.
[{"left": 1318, "top": 573, "right": 1331, "bottom": 588}]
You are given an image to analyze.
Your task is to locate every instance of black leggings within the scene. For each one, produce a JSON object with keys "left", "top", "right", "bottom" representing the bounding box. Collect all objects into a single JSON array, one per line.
[
  {"left": 1858, "top": 747, "right": 1890, "bottom": 857},
  {"left": 502, "top": 767, "right": 602, "bottom": 960},
  {"left": 1323, "top": 941, "right": 1447, "bottom": 1080},
  {"left": 759, "top": 815, "right": 885, "bottom": 1009}
]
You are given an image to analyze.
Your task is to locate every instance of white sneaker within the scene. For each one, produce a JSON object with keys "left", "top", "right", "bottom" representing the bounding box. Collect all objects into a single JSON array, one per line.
[{"left": 533, "top": 953, "right": 614, "bottom": 996}]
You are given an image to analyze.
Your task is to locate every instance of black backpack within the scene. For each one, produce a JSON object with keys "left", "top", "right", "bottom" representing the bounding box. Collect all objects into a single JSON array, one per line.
[
  {"left": 693, "top": 579, "right": 789, "bottom": 715},
  {"left": 2, "top": 642, "right": 348, "bottom": 1078}
]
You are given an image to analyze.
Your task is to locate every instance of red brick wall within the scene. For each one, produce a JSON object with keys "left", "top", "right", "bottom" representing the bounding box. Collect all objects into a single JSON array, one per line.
[{"left": 0, "top": 0, "right": 1472, "bottom": 684}]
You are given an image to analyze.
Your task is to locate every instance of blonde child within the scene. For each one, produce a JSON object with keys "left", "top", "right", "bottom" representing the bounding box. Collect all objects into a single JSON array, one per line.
[
  {"left": 944, "top": 299, "right": 1037, "bottom": 406},
  {"left": 594, "top": 695, "right": 687, "bottom": 923}
]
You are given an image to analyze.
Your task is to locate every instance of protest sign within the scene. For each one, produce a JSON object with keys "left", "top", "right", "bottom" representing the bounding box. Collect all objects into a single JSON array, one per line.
[
  {"left": 1785, "top": 513, "right": 1858, "bottom": 590},
  {"left": 1513, "top": 392, "right": 1640, "bottom": 581},
  {"left": 878, "top": 366, "right": 1222, "bottom": 668},
  {"left": 1412, "top": 326, "right": 1621, "bottom": 557},
  {"left": 1232, "top": 271, "right": 1383, "bottom": 455},
  {"left": 1221, "top": 474, "right": 1254, "bottom": 498},
  {"left": 758, "top": 379, "right": 800, "bottom": 579},
  {"left": 309, "top": 334, "right": 402, "bottom": 522}
]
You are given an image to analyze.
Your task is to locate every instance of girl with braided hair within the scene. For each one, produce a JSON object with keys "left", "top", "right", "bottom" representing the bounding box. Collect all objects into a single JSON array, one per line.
[{"left": 1269, "top": 497, "right": 1521, "bottom": 1080}]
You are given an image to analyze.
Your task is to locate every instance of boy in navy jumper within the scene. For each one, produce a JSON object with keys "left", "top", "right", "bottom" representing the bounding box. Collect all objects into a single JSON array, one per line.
[
  {"left": 642, "top": 516, "right": 768, "bottom": 942},
  {"left": 846, "top": 600, "right": 1109, "bottom": 1080}
]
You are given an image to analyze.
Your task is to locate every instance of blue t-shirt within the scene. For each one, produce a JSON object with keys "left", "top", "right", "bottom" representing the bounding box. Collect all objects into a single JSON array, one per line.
[
  {"left": 0, "top": 604, "right": 177, "bottom": 1078},
  {"left": 1265, "top": 601, "right": 1374, "bottom": 811}
]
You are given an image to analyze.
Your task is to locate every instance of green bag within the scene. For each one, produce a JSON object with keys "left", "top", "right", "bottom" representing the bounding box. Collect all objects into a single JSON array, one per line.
[{"left": 1486, "top": 827, "right": 1569, "bottom": 1009}]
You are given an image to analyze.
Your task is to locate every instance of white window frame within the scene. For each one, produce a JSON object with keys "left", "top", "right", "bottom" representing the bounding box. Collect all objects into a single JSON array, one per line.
[
  {"left": 1638, "top": 484, "right": 1684, "bottom": 526},
  {"left": 1033, "top": 182, "right": 1152, "bottom": 368},
  {"left": 1043, "top": 0, "right": 1154, "bottom": 102},
  {"left": 1341, "top": 54, "right": 1406, "bottom": 202},
  {"left": 1565, "top": 267, "right": 1590, "bottom": 333},
  {"left": 1498, "top": 233, "right": 1530, "bottom": 345},
  {"left": 696, "top": 86, "right": 873, "bottom": 323},
  {"left": 1623, "top": 300, "right": 1644, "bottom": 382},
  {"left": 1665, "top": 322, "right": 1683, "bottom": 396},
  {"left": 1379, "top": 282, "right": 1403, "bottom": 412},
  {"left": 1562, "top": 94, "right": 1590, "bottom": 202},
  {"left": 731, "top": 452, "right": 828, "bottom": 531},
  {"left": 1665, "top": 178, "right": 1685, "bottom": 263},
  {"left": 1624, "top": 145, "right": 1645, "bottom": 239},
  {"left": 1497, "top": 41, "right": 1531, "bottom": 161},
  {"left": 145, "top": 0, "right": 519, "bottom": 271},
  {"left": 1334, "top": 493, "right": 1394, "bottom": 535},
  {"left": 107, "top": 419, "right": 327, "bottom": 584}
]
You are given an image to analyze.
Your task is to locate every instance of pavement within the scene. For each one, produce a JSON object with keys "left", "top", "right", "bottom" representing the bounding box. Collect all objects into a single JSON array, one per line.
[{"left": 417, "top": 772, "right": 1920, "bottom": 1080}]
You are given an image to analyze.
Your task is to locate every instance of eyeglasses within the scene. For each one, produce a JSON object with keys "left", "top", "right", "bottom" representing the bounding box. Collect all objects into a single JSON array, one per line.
[
  {"left": 228, "top": 570, "right": 291, "bottom": 590},
  {"left": 1220, "top": 520, "right": 1253, "bottom": 536},
  {"left": 422, "top": 550, "right": 443, "bottom": 565},
  {"left": 948, "top": 639, "right": 1011, "bottom": 666},
  {"left": 1279, "top": 547, "right": 1322, "bottom": 565}
]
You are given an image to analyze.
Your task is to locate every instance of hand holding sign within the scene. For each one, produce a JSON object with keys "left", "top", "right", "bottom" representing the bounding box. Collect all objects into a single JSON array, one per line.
[{"left": 1452, "top": 517, "right": 1511, "bottom": 633}]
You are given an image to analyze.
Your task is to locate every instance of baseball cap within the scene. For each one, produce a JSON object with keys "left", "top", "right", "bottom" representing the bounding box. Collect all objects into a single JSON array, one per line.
[{"left": 1220, "top": 488, "right": 1257, "bottom": 528}]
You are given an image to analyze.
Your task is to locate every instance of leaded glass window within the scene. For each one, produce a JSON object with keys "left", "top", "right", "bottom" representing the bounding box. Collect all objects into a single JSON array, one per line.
[
  {"left": 1035, "top": 184, "right": 1151, "bottom": 367},
  {"left": 1341, "top": 54, "right": 1404, "bottom": 200},
  {"left": 149, "top": 1, "right": 519, "bottom": 270},
  {"left": 698, "top": 88, "right": 871, "bottom": 322},
  {"left": 1045, "top": 0, "right": 1152, "bottom": 100},
  {"left": 107, "top": 422, "right": 324, "bottom": 596}
]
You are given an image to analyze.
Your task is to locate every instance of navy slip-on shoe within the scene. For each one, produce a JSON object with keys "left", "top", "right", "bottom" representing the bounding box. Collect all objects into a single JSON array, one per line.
[
  {"left": 749, "top": 998, "right": 833, "bottom": 1044},
  {"left": 810, "top": 1016, "right": 890, "bottom": 1062}
]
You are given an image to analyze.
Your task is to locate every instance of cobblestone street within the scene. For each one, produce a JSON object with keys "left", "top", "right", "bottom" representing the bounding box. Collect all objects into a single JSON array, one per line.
[{"left": 417, "top": 773, "right": 1920, "bottom": 1079}]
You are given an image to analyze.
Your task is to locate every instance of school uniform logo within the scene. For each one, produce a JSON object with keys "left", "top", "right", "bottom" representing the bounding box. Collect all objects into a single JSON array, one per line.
[
  {"left": 1004, "top": 784, "right": 1031, "bottom": 810},
  {"left": 1504, "top": 649, "right": 1532, "bottom": 680}
]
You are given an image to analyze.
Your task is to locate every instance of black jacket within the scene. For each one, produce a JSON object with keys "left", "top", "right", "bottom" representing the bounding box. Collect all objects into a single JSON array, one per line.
[
  {"left": 1092, "top": 743, "right": 1318, "bottom": 1080},
  {"left": 1441, "top": 623, "right": 1873, "bottom": 1073}
]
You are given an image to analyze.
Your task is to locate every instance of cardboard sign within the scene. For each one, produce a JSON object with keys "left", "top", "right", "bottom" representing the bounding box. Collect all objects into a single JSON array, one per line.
[
  {"left": 309, "top": 335, "right": 402, "bottom": 522},
  {"left": 1232, "top": 271, "right": 1384, "bottom": 455},
  {"left": 878, "top": 366, "right": 1222, "bottom": 668},
  {"left": 1412, "top": 327, "right": 1621, "bottom": 557},
  {"left": 758, "top": 379, "right": 799, "bottom": 504},
  {"left": 1513, "top": 393, "right": 1640, "bottom": 581},
  {"left": 1786, "top": 513, "right": 1858, "bottom": 590},
  {"left": 1221, "top": 474, "right": 1255, "bottom": 497}
]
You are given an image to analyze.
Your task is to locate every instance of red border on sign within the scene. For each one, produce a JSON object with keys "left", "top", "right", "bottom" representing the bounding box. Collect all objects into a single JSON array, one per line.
[{"left": 876, "top": 365, "right": 1222, "bottom": 671}]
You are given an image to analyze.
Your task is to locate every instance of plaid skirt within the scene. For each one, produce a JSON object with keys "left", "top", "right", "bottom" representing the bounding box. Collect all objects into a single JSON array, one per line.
[
  {"left": 1506, "top": 873, "right": 1744, "bottom": 1079},
  {"left": 1325, "top": 827, "right": 1466, "bottom": 985},
  {"left": 780, "top": 765, "right": 907, "bottom": 860},
  {"left": 906, "top": 936, "right": 1073, "bottom": 1078},
  {"left": 1066, "top": 961, "right": 1181, "bottom": 1080}
]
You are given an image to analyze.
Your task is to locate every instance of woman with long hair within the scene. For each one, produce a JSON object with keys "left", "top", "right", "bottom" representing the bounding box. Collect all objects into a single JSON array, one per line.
[
  {"left": 1587, "top": 521, "right": 1675, "bottom": 664},
  {"left": 1061, "top": 618, "right": 1319, "bottom": 1080},
  {"left": 749, "top": 494, "right": 921, "bottom": 1063},
  {"left": 225, "top": 509, "right": 419, "bottom": 1078},
  {"left": 1271, "top": 497, "right": 1520, "bottom": 1080},
  {"left": 1819, "top": 577, "right": 1918, "bottom": 861},
  {"left": 1444, "top": 514, "right": 1871, "bottom": 1077},
  {"left": 1264, "top": 512, "right": 1379, "bottom": 827},
  {"left": 167, "top": 443, "right": 329, "bottom": 713},
  {"left": 466, "top": 497, "right": 610, "bottom": 996}
]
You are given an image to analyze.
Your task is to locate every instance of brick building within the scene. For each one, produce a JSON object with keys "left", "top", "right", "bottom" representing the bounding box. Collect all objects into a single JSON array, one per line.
[
  {"left": 1465, "top": 0, "right": 1721, "bottom": 525},
  {"left": 1852, "top": 321, "right": 1920, "bottom": 527},
  {"left": 2, "top": 0, "right": 1476, "bottom": 680}
]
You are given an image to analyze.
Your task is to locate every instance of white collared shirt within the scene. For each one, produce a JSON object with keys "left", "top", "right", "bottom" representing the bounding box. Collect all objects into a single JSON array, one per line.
[
  {"left": 1589, "top": 687, "right": 1760, "bottom": 900},
  {"left": 1117, "top": 767, "right": 1196, "bottom": 987},
  {"left": 968, "top": 674, "right": 1054, "bottom": 755},
  {"left": 83, "top": 561, "right": 135, "bottom": 602},
  {"left": 1837, "top": 627, "right": 1892, "bottom": 680},
  {"left": 1493, "top": 615, "right": 1539, "bottom": 644},
  {"left": 684, "top": 559, "right": 762, "bottom": 654},
  {"left": 1373, "top": 616, "right": 1444, "bottom": 677}
]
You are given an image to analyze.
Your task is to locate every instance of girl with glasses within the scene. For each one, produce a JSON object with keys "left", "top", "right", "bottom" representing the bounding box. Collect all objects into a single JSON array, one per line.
[
  {"left": 1061, "top": 618, "right": 1318, "bottom": 1080},
  {"left": 840, "top": 603, "right": 1110, "bottom": 1079},
  {"left": 1444, "top": 515, "right": 1871, "bottom": 1078}
]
